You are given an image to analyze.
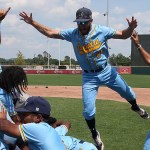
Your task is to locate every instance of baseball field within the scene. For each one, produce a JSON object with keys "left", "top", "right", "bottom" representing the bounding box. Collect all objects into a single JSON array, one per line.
[{"left": 27, "top": 74, "right": 150, "bottom": 150}]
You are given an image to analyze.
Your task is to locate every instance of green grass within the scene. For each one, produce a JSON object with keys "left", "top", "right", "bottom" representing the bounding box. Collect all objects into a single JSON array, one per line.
[
  {"left": 27, "top": 74, "right": 150, "bottom": 88},
  {"left": 27, "top": 74, "right": 82, "bottom": 86},
  {"left": 47, "top": 97, "right": 150, "bottom": 150},
  {"left": 26, "top": 74, "right": 150, "bottom": 149}
]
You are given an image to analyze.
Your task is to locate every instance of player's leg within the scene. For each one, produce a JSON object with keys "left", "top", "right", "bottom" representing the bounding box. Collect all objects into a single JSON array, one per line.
[
  {"left": 82, "top": 77, "right": 98, "bottom": 138},
  {"left": 82, "top": 73, "right": 103, "bottom": 149},
  {"left": 105, "top": 67, "right": 149, "bottom": 119}
]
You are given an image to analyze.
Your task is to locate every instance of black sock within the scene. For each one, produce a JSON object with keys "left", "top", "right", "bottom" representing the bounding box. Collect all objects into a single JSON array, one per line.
[
  {"left": 85, "top": 118, "right": 97, "bottom": 138},
  {"left": 128, "top": 100, "right": 140, "bottom": 111}
]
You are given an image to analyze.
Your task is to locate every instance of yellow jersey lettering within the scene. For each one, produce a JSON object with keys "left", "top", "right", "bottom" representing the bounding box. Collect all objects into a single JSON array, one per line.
[{"left": 78, "top": 39, "right": 101, "bottom": 54}]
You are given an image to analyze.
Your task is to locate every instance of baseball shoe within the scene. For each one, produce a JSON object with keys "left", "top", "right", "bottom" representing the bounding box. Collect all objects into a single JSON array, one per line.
[
  {"left": 131, "top": 105, "right": 149, "bottom": 119},
  {"left": 93, "top": 131, "right": 104, "bottom": 150}
]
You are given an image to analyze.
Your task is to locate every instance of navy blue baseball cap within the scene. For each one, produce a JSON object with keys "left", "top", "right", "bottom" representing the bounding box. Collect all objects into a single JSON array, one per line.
[
  {"left": 15, "top": 96, "right": 51, "bottom": 116},
  {"left": 73, "top": 7, "right": 92, "bottom": 22}
]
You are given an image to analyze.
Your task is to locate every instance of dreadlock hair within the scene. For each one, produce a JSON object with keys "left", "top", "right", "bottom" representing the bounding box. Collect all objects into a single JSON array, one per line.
[{"left": 0, "top": 66, "right": 28, "bottom": 97}]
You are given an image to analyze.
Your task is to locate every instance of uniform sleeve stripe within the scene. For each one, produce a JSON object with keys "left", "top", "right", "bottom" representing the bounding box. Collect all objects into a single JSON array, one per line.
[{"left": 19, "top": 125, "right": 27, "bottom": 142}]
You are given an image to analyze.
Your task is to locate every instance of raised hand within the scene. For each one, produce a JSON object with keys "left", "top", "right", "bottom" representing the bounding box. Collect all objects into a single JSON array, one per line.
[
  {"left": 0, "top": 7, "right": 11, "bottom": 22},
  {"left": 19, "top": 11, "right": 33, "bottom": 24},
  {"left": 131, "top": 31, "right": 140, "bottom": 45},
  {"left": 126, "top": 17, "right": 137, "bottom": 30}
]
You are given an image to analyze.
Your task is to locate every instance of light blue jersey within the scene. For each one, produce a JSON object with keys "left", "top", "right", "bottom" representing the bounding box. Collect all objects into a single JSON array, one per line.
[
  {"left": 55, "top": 125, "right": 97, "bottom": 150},
  {"left": 0, "top": 88, "right": 16, "bottom": 116},
  {"left": 19, "top": 122, "right": 66, "bottom": 150},
  {"left": 0, "top": 89, "right": 17, "bottom": 149},
  {"left": 60, "top": 24, "right": 115, "bottom": 70},
  {"left": 0, "top": 100, "right": 9, "bottom": 150}
]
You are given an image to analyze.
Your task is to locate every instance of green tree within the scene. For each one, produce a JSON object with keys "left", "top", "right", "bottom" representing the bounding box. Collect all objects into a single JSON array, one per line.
[
  {"left": 51, "top": 59, "right": 59, "bottom": 65},
  {"left": 14, "top": 51, "right": 26, "bottom": 65},
  {"left": 116, "top": 53, "right": 131, "bottom": 66},
  {"left": 63, "top": 56, "right": 70, "bottom": 65},
  {"left": 109, "top": 54, "right": 117, "bottom": 66},
  {"left": 109, "top": 53, "right": 131, "bottom": 66}
]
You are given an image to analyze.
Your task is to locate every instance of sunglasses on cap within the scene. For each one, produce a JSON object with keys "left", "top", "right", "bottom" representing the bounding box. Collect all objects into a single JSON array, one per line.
[{"left": 77, "top": 21, "right": 90, "bottom": 25}]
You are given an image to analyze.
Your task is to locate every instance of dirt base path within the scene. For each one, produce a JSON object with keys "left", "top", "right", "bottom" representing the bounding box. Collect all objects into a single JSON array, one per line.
[{"left": 27, "top": 86, "right": 150, "bottom": 106}]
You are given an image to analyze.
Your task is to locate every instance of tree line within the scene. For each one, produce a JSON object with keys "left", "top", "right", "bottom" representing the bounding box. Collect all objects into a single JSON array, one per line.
[{"left": 0, "top": 51, "right": 131, "bottom": 66}]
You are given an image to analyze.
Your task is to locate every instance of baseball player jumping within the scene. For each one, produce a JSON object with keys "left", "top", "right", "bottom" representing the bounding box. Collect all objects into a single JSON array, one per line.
[{"left": 19, "top": 7, "right": 149, "bottom": 150}]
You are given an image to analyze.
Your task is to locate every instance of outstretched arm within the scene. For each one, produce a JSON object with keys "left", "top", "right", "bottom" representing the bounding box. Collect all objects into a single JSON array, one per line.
[
  {"left": 131, "top": 32, "right": 150, "bottom": 65},
  {"left": 0, "top": 7, "right": 11, "bottom": 22},
  {"left": 19, "top": 11, "right": 62, "bottom": 39},
  {"left": 113, "top": 16, "right": 137, "bottom": 39}
]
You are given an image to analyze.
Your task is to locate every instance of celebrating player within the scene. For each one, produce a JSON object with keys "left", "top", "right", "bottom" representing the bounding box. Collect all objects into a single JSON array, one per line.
[
  {"left": 0, "top": 96, "right": 66, "bottom": 150},
  {"left": 131, "top": 31, "right": 150, "bottom": 65},
  {"left": 19, "top": 7, "right": 149, "bottom": 149},
  {"left": 15, "top": 95, "right": 98, "bottom": 150}
]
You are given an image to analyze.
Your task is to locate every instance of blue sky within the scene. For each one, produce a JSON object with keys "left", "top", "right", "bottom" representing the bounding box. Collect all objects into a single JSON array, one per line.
[{"left": 1, "top": 0, "right": 150, "bottom": 60}]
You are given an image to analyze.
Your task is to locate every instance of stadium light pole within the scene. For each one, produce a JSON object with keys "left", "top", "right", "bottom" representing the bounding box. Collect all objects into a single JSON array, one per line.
[
  {"left": 45, "top": 37, "right": 50, "bottom": 69},
  {"left": 48, "top": 52, "right": 50, "bottom": 69},
  {"left": 104, "top": 0, "right": 109, "bottom": 27},
  {"left": 59, "top": 40, "right": 61, "bottom": 66},
  {"left": 70, "top": 44, "right": 72, "bottom": 68},
  {"left": 103, "top": 0, "right": 109, "bottom": 27},
  {"left": 47, "top": 39, "right": 50, "bottom": 69},
  {"left": 103, "top": 0, "right": 111, "bottom": 49},
  {"left": 106, "top": 0, "right": 109, "bottom": 27}
]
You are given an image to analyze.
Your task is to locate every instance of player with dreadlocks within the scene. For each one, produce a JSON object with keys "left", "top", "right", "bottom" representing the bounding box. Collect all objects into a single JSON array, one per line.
[
  {"left": 0, "top": 65, "right": 28, "bottom": 149},
  {"left": 0, "top": 66, "right": 28, "bottom": 95}
]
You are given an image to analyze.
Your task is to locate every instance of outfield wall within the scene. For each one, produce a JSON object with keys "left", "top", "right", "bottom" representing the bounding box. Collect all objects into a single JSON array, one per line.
[
  {"left": 2, "top": 65, "right": 149, "bottom": 74},
  {"left": 24, "top": 66, "right": 132, "bottom": 74},
  {"left": 24, "top": 69, "right": 82, "bottom": 74}
]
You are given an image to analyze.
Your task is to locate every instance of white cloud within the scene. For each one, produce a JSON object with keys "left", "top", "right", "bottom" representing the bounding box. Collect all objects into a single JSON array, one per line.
[
  {"left": 1, "top": 0, "right": 28, "bottom": 9},
  {"left": 3, "top": 14, "right": 20, "bottom": 27},
  {"left": 93, "top": 11, "right": 100, "bottom": 19},
  {"left": 113, "top": 6, "right": 126, "bottom": 15},
  {"left": 113, "top": 23, "right": 125, "bottom": 30},
  {"left": 3, "top": 36, "right": 20, "bottom": 46},
  {"left": 133, "top": 11, "right": 150, "bottom": 26},
  {"left": 1, "top": 0, "right": 150, "bottom": 59}
]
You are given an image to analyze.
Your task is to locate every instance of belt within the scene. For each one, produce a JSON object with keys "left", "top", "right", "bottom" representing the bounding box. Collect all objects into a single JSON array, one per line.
[{"left": 84, "top": 62, "right": 107, "bottom": 73}]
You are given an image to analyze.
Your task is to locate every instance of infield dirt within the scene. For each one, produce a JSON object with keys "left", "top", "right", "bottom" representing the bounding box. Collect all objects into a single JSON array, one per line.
[{"left": 27, "top": 86, "right": 150, "bottom": 106}]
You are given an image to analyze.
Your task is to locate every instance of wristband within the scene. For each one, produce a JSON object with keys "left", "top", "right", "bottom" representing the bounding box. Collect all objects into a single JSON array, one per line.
[{"left": 137, "top": 44, "right": 142, "bottom": 50}]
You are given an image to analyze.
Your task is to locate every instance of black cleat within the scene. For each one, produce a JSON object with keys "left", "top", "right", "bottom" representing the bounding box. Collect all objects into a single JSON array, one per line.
[
  {"left": 131, "top": 105, "right": 149, "bottom": 119},
  {"left": 93, "top": 131, "right": 104, "bottom": 150}
]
